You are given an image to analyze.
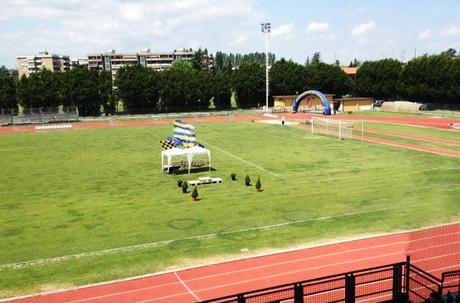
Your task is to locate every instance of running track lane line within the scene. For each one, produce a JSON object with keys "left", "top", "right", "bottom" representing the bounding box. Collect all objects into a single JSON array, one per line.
[
  {"left": 364, "top": 128, "right": 460, "bottom": 147},
  {"left": 6, "top": 228, "right": 459, "bottom": 303},
  {"left": 364, "top": 136, "right": 460, "bottom": 158},
  {"left": 187, "top": 250, "right": 460, "bottom": 299},
  {"left": 174, "top": 272, "right": 201, "bottom": 302},
  {"left": 199, "top": 140, "right": 280, "bottom": 177}
]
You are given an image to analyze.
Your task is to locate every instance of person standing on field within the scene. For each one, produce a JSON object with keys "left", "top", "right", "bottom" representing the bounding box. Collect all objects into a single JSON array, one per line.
[{"left": 281, "top": 116, "right": 285, "bottom": 127}]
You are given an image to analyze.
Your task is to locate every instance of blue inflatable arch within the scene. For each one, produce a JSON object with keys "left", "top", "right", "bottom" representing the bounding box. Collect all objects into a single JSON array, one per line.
[{"left": 292, "top": 90, "right": 331, "bottom": 115}]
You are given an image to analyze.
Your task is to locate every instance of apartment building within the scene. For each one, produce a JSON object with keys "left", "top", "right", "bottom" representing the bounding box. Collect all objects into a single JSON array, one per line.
[
  {"left": 70, "top": 57, "right": 89, "bottom": 68},
  {"left": 16, "top": 51, "right": 71, "bottom": 78},
  {"left": 87, "top": 48, "right": 201, "bottom": 78}
]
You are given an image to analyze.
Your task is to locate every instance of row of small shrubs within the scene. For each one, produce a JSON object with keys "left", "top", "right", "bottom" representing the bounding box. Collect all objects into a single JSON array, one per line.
[
  {"left": 177, "top": 180, "right": 198, "bottom": 200},
  {"left": 175, "top": 173, "right": 262, "bottom": 203},
  {"left": 232, "top": 173, "right": 262, "bottom": 191}
]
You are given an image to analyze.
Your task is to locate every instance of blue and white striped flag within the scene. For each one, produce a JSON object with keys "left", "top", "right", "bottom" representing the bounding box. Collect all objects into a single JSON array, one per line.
[{"left": 173, "top": 120, "right": 196, "bottom": 147}]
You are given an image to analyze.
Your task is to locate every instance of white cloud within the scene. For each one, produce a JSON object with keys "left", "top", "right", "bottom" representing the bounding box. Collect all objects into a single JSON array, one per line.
[
  {"left": 443, "top": 25, "right": 460, "bottom": 37},
  {"left": 272, "top": 23, "right": 295, "bottom": 37},
  {"left": 230, "top": 36, "right": 248, "bottom": 46},
  {"left": 0, "top": 0, "right": 263, "bottom": 66},
  {"left": 351, "top": 21, "right": 376, "bottom": 37},
  {"left": 306, "top": 21, "right": 330, "bottom": 33},
  {"left": 120, "top": 3, "right": 144, "bottom": 21},
  {"left": 417, "top": 30, "right": 431, "bottom": 41}
]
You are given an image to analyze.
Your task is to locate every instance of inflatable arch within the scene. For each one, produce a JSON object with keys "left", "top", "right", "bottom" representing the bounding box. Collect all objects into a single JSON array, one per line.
[{"left": 292, "top": 90, "right": 332, "bottom": 115}]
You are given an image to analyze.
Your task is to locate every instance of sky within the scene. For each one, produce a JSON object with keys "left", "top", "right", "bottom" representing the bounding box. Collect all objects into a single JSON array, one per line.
[{"left": 1, "top": 0, "right": 460, "bottom": 68}]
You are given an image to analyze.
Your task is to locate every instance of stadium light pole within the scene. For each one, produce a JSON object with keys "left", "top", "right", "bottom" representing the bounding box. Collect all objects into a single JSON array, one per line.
[{"left": 261, "top": 22, "right": 271, "bottom": 112}]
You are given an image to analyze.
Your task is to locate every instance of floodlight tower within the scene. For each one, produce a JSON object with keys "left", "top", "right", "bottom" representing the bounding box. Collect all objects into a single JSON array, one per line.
[{"left": 261, "top": 22, "right": 271, "bottom": 112}]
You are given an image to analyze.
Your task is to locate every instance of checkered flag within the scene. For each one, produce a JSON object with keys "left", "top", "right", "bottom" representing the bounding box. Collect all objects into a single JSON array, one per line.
[{"left": 160, "top": 140, "right": 176, "bottom": 150}]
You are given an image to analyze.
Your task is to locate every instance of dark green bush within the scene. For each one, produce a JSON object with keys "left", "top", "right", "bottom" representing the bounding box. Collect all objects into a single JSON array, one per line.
[
  {"left": 182, "top": 181, "right": 188, "bottom": 193},
  {"left": 245, "top": 174, "right": 251, "bottom": 186},
  {"left": 191, "top": 187, "right": 199, "bottom": 200},
  {"left": 255, "top": 176, "right": 261, "bottom": 190}
]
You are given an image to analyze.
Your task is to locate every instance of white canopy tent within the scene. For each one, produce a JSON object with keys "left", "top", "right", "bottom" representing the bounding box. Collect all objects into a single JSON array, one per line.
[{"left": 161, "top": 146, "right": 211, "bottom": 174}]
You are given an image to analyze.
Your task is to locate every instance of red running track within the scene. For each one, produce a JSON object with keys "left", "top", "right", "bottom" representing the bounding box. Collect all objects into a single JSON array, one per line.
[
  {"left": 0, "top": 112, "right": 459, "bottom": 134},
  {"left": 4, "top": 223, "right": 460, "bottom": 303},
  {"left": 281, "top": 112, "right": 460, "bottom": 130}
]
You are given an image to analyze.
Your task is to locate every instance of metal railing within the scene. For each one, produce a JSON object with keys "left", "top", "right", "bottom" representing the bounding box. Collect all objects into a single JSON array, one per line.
[
  {"left": 441, "top": 270, "right": 460, "bottom": 301},
  {"left": 200, "top": 261, "right": 408, "bottom": 303}
]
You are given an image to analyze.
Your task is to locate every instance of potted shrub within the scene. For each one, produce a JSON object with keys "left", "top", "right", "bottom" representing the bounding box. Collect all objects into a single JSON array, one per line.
[
  {"left": 244, "top": 174, "right": 251, "bottom": 186},
  {"left": 177, "top": 180, "right": 183, "bottom": 187},
  {"left": 255, "top": 176, "right": 262, "bottom": 192},
  {"left": 182, "top": 181, "right": 188, "bottom": 193},
  {"left": 191, "top": 187, "right": 199, "bottom": 201},
  {"left": 231, "top": 173, "right": 237, "bottom": 181}
]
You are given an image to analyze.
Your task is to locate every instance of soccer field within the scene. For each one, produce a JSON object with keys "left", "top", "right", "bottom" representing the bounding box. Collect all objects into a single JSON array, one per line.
[{"left": 1, "top": 121, "right": 459, "bottom": 297}]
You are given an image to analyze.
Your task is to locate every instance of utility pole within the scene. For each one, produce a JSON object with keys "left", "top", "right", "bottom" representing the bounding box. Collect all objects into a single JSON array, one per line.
[{"left": 261, "top": 22, "right": 271, "bottom": 112}]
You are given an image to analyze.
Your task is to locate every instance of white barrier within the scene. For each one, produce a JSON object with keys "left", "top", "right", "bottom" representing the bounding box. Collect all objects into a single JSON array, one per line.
[{"left": 35, "top": 124, "right": 73, "bottom": 130}]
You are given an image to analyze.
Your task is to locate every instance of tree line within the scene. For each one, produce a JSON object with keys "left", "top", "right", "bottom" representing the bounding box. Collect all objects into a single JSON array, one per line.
[
  {"left": 0, "top": 66, "right": 113, "bottom": 116},
  {"left": 355, "top": 49, "right": 460, "bottom": 103},
  {"left": 0, "top": 49, "right": 458, "bottom": 116}
]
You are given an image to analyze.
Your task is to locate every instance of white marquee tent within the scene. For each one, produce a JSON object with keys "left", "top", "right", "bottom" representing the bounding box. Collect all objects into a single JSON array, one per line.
[{"left": 161, "top": 146, "right": 211, "bottom": 174}]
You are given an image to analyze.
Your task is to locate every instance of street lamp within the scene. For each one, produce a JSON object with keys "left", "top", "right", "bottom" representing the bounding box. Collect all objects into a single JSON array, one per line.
[{"left": 261, "top": 22, "right": 271, "bottom": 112}]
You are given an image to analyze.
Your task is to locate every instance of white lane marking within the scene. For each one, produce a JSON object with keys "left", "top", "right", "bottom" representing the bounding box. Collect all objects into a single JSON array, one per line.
[
  {"left": 174, "top": 272, "right": 201, "bottom": 302},
  {"left": 0, "top": 147, "right": 27, "bottom": 152},
  {"left": 200, "top": 140, "right": 280, "bottom": 177}
]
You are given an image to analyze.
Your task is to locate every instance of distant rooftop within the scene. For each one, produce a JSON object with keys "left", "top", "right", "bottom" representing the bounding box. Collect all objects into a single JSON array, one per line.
[{"left": 341, "top": 67, "right": 358, "bottom": 75}]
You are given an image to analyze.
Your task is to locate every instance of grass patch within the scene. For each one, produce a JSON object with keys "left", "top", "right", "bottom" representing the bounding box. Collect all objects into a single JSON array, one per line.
[{"left": 0, "top": 122, "right": 459, "bottom": 297}]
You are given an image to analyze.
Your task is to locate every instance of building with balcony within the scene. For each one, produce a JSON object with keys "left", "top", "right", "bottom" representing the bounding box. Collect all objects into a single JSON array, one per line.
[
  {"left": 16, "top": 51, "right": 71, "bottom": 78},
  {"left": 87, "top": 48, "right": 206, "bottom": 78}
]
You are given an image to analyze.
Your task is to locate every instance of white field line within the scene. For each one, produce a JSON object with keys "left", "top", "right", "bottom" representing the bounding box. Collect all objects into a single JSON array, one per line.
[
  {"left": 0, "top": 208, "right": 389, "bottom": 271},
  {"left": 3, "top": 221, "right": 460, "bottom": 303},
  {"left": 0, "top": 147, "right": 27, "bottom": 152},
  {"left": 174, "top": 272, "right": 201, "bottom": 301},
  {"left": 200, "top": 140, "right": 280, "bottom": 177}
]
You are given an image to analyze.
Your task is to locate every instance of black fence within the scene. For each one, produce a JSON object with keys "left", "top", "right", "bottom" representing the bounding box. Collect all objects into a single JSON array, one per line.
[
  {"left": 200, "top": 262, "right": 407, "bottom": 303},
  {"left": 441, "top": 271, "right": 460, "bottom": 302},
  {"left": 408, "top": 264, "right": 441, "bottom": 302},
  {"left": 200, "top": 257, "right": 460, "bottom": 303}
]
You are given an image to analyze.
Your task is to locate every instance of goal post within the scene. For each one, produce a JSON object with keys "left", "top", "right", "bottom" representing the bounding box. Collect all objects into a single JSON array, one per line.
[{"left": 310, "top": 117, "right": 354, "bottom": 140}]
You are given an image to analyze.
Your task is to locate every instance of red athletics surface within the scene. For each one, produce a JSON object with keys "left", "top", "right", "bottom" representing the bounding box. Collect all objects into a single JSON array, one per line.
[
  {"left": 0, "top": 112, "right": 459, "bottom": 135},
  {"left": 281, "top": 112, "right": 460, "bottom": 130},
  {"left": 4, "top": 223, "right": 460, "bottom": 303}
]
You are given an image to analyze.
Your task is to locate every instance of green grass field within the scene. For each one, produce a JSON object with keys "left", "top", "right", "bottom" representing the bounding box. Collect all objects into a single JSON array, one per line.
[{"left": 1, "top": 121, "right": 459, "bottom": 297}]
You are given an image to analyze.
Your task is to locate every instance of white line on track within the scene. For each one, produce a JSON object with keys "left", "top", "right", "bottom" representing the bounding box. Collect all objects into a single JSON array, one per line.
[
  {"left": 174, "top": 272, "right": 201, "bottom": 302},
  {"left": 200, "top": 140, "right": 280, "bottom": 177},
  {"left": 180, "top": 234, "right": 460, "bottom": 284},
  {"left": 0, "top": 208, "right": 389, "bottom": 270},
  {"left": 186, "top": 248, "right": 460, "bottom": 297},
  {"left": 134, "top": 247, "right": 460, "bottom": 303}
]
